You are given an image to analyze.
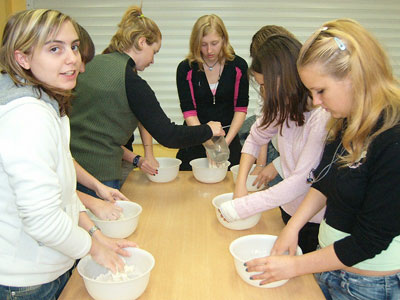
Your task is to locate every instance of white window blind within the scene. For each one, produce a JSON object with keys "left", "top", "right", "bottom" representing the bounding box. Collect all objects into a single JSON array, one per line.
[{"left": 27, "top": 0, "right": 400, "bottom": 143}]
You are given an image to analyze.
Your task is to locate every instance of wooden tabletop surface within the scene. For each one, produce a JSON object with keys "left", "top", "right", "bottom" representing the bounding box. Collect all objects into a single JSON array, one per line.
[{"left": 59, "top": 171, "right": 324, "bottom": 300}]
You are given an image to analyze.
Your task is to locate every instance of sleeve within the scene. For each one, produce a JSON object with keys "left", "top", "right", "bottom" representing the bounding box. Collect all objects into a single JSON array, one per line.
[
  {"left": 125, "top": 64, "right": 213, "bottom": 148},
  {"left": 234, "top": 108, "right": 330, "bottom": 219},
  {"left": 272, "top": 157, "right": 284, "bottom": 178},
  {"left": 333, "top": 132, "right": 400, "bottom": 266},
  {"left": 176, "top": 60, "right": 198, "bottom": 118},
  {"left": 233, "top": 56, "right": 249, "bottom": 113},
  {"left": 2, "top": 102, "right": 91, "bottom": 259},
  {"left": 241, "top": 116, "right": 279, "bottom": 159}
]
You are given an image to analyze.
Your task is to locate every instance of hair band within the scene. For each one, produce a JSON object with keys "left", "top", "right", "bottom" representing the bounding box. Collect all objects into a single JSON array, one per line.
[
  {"left": 139, "top": 14, "right": 144, "bottom": 18},
  {"left": 334, "top": 37, "right": 346, "bottom": 51}
]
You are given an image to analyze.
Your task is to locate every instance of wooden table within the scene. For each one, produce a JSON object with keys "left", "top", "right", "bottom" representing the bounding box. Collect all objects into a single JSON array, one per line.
[{"left": 59, "top": 171, "right": 325, "bottom": 300}]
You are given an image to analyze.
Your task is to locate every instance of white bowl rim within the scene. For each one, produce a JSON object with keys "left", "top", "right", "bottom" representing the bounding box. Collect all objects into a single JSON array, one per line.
[
  {"left": 230, "top": 164, "right": 239, "bottom": 172},
  {"left": 211, "top": 192, "right": 233, "bottom": 209},
  {"left": 230, "top": 164, "right": 258, "bottom": 174},
  {"left": 229, "top": 234, "right": 289, "bottom": 262},
  {"left": 189, "top": 158, "right": 231, "bottom": 169},
  {"left": 155, "top": 157, "right": 182, "bottom": 168},
  {"left": 92, "top": 201, "right": 142, "bottom": 224},
  {"left": 78, "top": 247, "right": 155, "bottom": 284}
]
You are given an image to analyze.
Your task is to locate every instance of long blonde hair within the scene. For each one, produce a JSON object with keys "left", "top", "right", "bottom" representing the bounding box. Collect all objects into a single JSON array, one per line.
[
  {"left": 298, "top": 19, "right": 400, "bottom": 165},
  {"left": 186, "top": 14, "right": 235, "bottom": 71},
  {"left": 0, "top": 9, "right": 78, "bottom": 116},
  {"left": 103, "top": 5, "right": 161, "bottom": 54}
]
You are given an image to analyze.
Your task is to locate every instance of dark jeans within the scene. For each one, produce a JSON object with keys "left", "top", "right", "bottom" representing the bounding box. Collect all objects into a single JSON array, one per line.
[
  {"left": 279, "top": 207, "right": 320, "bottom": 254},
  {"left": 238, "top": 114, "right": 257, "bottom": 145},
  {"left": 0, "top": 268, "right": 72, "bottom": 300},
  {"left": 76, "top": 179, "right": 121, "bottom": 199}
]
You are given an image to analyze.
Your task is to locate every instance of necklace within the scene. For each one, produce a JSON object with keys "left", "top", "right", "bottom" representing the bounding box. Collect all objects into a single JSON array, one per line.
[
  {"left": 307, "top": 140, "right": 345, "bottom": 184},
  {"left": 307, "top": 120, "right": 345, "bottom": 184},
  {"left": 204, "top": 60, "right": 218, "bottom": 71},
  {"left": 211, "top": 64, "right": 222, "bottom": 105}
]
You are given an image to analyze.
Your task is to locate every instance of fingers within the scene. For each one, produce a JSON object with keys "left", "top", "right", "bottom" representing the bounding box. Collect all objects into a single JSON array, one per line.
[
  {"left": 207, "top": 121, "right": 225, "bottom": 136},
  {"left": 109, "top": 254, "right": 125, "bottom": 274},
  {"left": 288, "top": 246, "right": 297, "bottom": 256},
  {"left": 114, "top": 204, "right": 123, "bottom": 212},
  {"left": 244, "top": 257, "right": 267, "bottom": 270},
  {"left": 217, "top": 208, "right": 229, "bottom": 222},
  {"left": 116, "top": 239, "right": 138, "bottom": 249},
  {"left": 112, "top": 190, "right": 129, "bottom": 201},
  {"left": 140, "top": 159, "right": 158, "bottom": 175}
]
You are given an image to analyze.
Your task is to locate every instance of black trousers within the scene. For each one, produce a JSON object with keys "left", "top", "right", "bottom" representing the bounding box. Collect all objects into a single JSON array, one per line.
[
  {"left": 177, "top": 134, "right": 242, "bottom": 171},
  {"left": 279, "top": 207, "right": 320, "bottom": 254}
]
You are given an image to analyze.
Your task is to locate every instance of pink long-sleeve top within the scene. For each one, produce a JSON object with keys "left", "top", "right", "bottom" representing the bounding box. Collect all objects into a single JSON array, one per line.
[{"left": 234, "top": 106, "right": 331, "bottom": 223}]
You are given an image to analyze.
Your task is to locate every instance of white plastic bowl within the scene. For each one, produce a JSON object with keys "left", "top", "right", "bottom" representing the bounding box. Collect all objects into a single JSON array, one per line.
[
  {"left": 229, "top": 234, "right": 302, "bottom": 288},
  {"left": 231, "top": 164, "right": 266, "bottom": 192},
  {"left": 87, "top": 201, "right": 142, "bottom": 238},
  {"left": 78, "top": 247, "right": 155, "bottom": 300},
  {"left": 189, "top": 158, "right": 230, "bottom": 183},
  {"left": 146, "top": 157, "right": 181, "bottom": 183},
  {"left": 211, "top": 193, "right": 261, "bottom": 230}
]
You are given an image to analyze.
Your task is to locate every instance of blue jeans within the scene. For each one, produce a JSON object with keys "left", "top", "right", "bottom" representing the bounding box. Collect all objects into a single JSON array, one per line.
[
  {"left": 0, "top": 269, "right": 71, "bottom": 300},
  {"left": 315, "top": 269, "right": 400, "bottom": 300},
  {"left": 76, "top": 179, "right": 121, "bottom": 198},
  {"left": 265, "top": 141, "right": 283, "bottom": 187},
  {"left": 238, "top": 115, "right": 256, "bottom": 146}
]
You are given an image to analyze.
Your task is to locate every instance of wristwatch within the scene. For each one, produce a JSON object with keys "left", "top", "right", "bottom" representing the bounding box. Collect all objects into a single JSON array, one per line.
[
  {"left": 88, "top": 225, "right": 100, "bottom": 236},
  {"left": 132, "top": 155, "right": 141, "bottom": 168}
]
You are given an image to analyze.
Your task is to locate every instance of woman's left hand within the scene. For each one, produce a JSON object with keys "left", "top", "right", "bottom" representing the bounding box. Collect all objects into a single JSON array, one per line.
[
  {"left": 94, "top": 231, "right": 138, "bottom": 257},
  {"left": 253, "top": 163, "right": 278, "bottom": 188},
  {"left": 245, "top": 255, "right": 297, "bottom": 286},
  {"left": 90, "top": 199, "right": 123, "bottom": 220},
  {"left": 96, "top": 184, "right": 129, "bottom": 203}
]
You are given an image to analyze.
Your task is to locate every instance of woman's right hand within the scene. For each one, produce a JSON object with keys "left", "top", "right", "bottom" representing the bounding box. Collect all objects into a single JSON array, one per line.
[
  {"left": 253, "top": 163, "right": 278, "bottom": 188},
  {"left": 207, "top": 121, "right": 225, "bottom": 136},
  {"left": 139, "top": 156, "right": 159, "bottom": 176},
  {"left": 270, "top": 225, "right": 299, "bottom": 256}
]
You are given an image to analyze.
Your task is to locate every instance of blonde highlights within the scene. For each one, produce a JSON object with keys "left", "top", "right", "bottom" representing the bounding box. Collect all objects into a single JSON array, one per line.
[
  {"left": 0, "top": 9, "right": 78, "bottom": 116},
  {"left": 298, "top": 19, "right": 400, "bottom": 165},
  {"left": 102, "top": 5, "right": 161, "bottom": 54},
  {"left": 187, "top": 14, "right": 235, "bottom": 70}
]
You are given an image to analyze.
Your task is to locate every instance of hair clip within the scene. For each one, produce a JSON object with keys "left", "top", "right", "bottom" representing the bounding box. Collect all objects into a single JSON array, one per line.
[
  {"left": 334, "top": 37, "right": 346, "bottom": 50},
  {"left": 139, "top": 14, "right": 144, "bottom": 18},
  {"left": 321, "top": 26, "right": 328, "bottom": 31}
]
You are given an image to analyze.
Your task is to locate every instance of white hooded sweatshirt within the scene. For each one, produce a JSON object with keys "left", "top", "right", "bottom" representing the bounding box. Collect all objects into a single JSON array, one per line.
[{"left": 0, "top": 74, "right": 91, "bottom": 286}]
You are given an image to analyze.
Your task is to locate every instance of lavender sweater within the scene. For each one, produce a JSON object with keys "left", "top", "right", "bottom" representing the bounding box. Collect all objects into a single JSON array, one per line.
[{"left": 222, "top": 106, "right": 331, "bottom": 223}]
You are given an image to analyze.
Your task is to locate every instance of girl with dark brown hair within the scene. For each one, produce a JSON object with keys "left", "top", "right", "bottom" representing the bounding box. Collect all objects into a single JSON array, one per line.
[{"left": 220, "top": 35, "right": 331, "bottom": 254}]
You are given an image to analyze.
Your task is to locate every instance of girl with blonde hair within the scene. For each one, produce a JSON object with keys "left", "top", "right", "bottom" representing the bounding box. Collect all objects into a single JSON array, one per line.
[
  {"left": 70, "top": 6, "right": 224, "bottom": 195},
  {"left": 0, "top": 9, "right": 136, "bottom": 299},
  {"left": 176, "top": 14, "right": 249, "bottom": 170},
  {"left": 245, "top": 19, "right": 400, "bottom": 300}
]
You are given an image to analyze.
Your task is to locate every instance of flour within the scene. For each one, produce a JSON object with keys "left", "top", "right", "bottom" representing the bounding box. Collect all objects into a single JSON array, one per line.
[{"left": 94, "top": 264, "right": 141, "bottom": 282}]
